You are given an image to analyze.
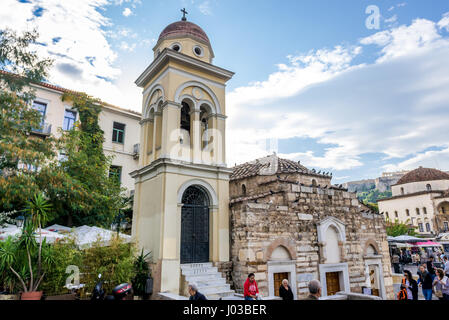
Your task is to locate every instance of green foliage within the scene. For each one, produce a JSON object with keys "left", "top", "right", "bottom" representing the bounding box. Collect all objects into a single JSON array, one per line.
[
  {"left": 358, "top": 189, "right": 392, "bottom": 205},
  {"left": 38, "top": 238, "right": 81, "bottom": 296},
  {"left": 79, "top": 237, "right": 136, "bottom": 297},
  {"left": 132, "top": 249, "right": 152, "bottom": 296},
  {"left": 386, "top": 218, "right": 417, "bottom": 237},
  {"left": 35, "top": 92, "right": 128, "bottom": 227},
  {"left": 0, "top": 29, "right": 54, "bottom": 212}
]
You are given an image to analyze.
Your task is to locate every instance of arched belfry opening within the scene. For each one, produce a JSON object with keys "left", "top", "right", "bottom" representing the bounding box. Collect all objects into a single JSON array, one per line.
[
  {"left": 180, "top": 185, "right": 210, "bottom": 264},
  {"left": 180, "top": 101, "right": 191, "bottom": 133}
]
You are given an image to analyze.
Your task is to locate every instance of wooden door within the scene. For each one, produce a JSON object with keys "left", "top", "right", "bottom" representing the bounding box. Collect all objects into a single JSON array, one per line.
[
  {"left": 274, "top": 272, "right": 289, "bottom": 297},
  {"left": 326, "top": 272, "right": 340, "bottom": 296}
]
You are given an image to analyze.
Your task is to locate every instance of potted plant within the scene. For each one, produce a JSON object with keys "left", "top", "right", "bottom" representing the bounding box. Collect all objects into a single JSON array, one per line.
[
  {"left": 0, "top": 194, "right": 54, "bottom": 300},
  {"left": 132, "top": 249, "right": 152, "bottom": 300}
]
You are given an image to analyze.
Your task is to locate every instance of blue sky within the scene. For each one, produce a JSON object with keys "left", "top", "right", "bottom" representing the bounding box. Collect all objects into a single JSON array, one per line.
[{"left": 2, "top": 0, "right": 449, "bottom": 182}]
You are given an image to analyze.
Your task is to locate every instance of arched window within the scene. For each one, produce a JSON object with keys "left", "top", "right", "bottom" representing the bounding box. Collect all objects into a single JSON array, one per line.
[
  {"left": 325, "top": 226, "right": 341, "bottom": 264},
  {"left": 200, "top": 104, "right": 211, "bottom": 150},
  {"left": 395, "top": 211, "right": 398, "bottom": 218},
  {"left": 426, "top": 184, "right": 432, "bottom": 191},
  {"left": 423, "top": 207, "right": 427, "bottom": 215},
  {"left": 425, "top": 223, "right": 431, "bottom": 232},
  {"left": 312, "top": 179, "right": 317, "bottom": 187},
  {"left": 242, "top": 184, "right": 247, "bottom": 196},
  {"left": 271, "top": 246, "right": 292, "bottom": 261},
  {"left": 401, "top": 187, "right": 405, "bottom": 195},
  {"left": 405, "top": 209, "right": 409, "bottom": 216},
  {"left": 180, "top": 101, "right": 191, "bottom": 133},
  {"left": 416, "top": 208, "right": 420, "bottom": 215},
  {"left": 366, "top": 245, "right": 378, "bottom": 256},
  {"left": 386, "top": 212, "right": 389, "bottom": 219}
]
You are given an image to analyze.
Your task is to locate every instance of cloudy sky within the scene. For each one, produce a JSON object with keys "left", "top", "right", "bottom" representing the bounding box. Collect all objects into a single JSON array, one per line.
[{"left": 2, "top": 0, "right": 449, "bottom": 182}]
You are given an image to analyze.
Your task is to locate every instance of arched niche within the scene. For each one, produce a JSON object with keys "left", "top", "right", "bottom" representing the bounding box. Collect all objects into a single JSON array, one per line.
[{"left": 174, "top": 81, "right": 221, "bottom": 114}]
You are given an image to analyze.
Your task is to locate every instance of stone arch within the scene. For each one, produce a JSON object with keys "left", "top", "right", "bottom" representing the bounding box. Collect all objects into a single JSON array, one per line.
[
  {"left": 266, "top": 238, "right": 297, "bottom": 261},
  {"left": 364, "top": 239, "right": 380, "bottom": 256},
  {"left": 174, "top": 81, "right": 221, "bottom": 114},
  {"left": 317, "top": 216, "right": 346, "bottom": 243},
  {"left": 143, "top": 85, "right": 165, "bottom": 118},
  {"left": 177, "top": 179, "right": 218, "bottom": 207}
]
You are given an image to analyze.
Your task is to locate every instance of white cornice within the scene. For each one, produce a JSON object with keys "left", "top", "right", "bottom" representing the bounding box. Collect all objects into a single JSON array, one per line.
[{"left": 135, "top": 48, "right": 234, "bottom": 88}]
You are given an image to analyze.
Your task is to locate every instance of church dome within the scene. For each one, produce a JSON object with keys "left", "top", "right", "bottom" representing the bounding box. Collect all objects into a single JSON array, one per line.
[
  {"left": 158, "top": 21, "right": 210, "bottom": 45},
  {"left": 396, "top": 167, "right": 449, "bottom": 185}
]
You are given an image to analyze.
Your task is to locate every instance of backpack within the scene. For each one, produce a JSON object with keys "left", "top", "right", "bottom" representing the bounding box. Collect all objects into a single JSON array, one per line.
[{"left": 397, "top": 278, "right": 408, "bottom": 300}]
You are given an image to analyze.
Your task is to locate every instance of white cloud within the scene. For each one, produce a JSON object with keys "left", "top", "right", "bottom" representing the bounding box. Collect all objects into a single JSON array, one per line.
[
  {"left": 439, "top": 12, "right": 449, "bottom": 31},
  {"left": 198, "top": 1, "right": 212, "bottom": 16},
  {"left": 385, "top": 14, "right": 398, "bottom": 24},
  {"left": 122, "top": 7, "right": 132, "bottom": 17},
  {"left": 226, "top": 14, "right": 449, "bottom": 174},
  {"left": 383, "top": 148, "right": 449, "bottom": 172},
  {"left": 0, "top": 0, "right": 141, "bottom": 110},
  {"left": 119, "top": 41, "right": 136, "bottom": 52}
]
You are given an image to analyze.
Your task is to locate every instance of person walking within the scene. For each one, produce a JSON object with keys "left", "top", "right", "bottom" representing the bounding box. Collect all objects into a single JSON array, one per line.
[
  {"left": 244, "top": 273, "right": 259, "bottom": 300},
  {"left": 279, "top": 279, "right": 294, "bottom": 300},
  {"left": 400, "top": 270, "right": 418, "bottom": 300},
  {"left": 427, "top": 256, "right": 436, "bottom": 281},
  {"left": 188, "top": 284, "right": 207, "bottom": 300},
  {"left": 432, "top": 268, "right": 449, "bottom": 301},
  {"left": 417, "top": 264, "right": 433, "bottom": 300},
  {"left": 443, "top": 256, "right": 449, "bottom": 277},
  {"left": 303, "top": 280, "right": 321, "bottom": 300}
]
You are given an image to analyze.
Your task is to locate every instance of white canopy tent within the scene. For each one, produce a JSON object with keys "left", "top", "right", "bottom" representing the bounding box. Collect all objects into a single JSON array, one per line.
[{"left": 1, "top": 223, "right": 131, "bottom": 248}]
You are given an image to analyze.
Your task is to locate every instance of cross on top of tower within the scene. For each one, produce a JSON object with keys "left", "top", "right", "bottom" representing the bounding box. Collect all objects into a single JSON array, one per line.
[{"left": 181, "top": 8, "right": 188, "bottom": 21}]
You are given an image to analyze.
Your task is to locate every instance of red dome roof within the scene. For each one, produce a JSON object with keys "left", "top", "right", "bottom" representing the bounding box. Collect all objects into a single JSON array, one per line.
[
  {"left": 396, "top": 167, "right": 449, "bottom": 185},
  {"left": 158, "top": 21, "right": 210, "bottom": 45}
]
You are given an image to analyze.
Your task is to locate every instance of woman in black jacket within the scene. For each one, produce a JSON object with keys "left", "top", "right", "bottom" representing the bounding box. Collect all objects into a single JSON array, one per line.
[
  {"left": 279, "top": 279, "right": 294, "bottom": 300},
  {"left": 402, "top": 270, "right": 418, "bottom": 300}
]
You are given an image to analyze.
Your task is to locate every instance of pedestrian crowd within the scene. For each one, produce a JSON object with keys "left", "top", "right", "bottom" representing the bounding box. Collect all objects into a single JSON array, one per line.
[{"left": 398, "top": 255, "right": 449, "bottom": 300}]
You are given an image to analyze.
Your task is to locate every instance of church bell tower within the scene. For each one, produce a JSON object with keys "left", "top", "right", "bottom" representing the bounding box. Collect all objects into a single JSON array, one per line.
[{"left": 131, "top": 11, "right": 234, "bottom": 296}]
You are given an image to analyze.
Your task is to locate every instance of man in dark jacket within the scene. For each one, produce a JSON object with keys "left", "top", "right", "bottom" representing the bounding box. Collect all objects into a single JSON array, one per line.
[
  {"left": 303, "top": 280, "right": 321, "bottom": 300},
  {"left": 417, "top": 264, "right": 433, "bottom": 300},
  {"left": 427, "top": 256, "right": 436, "bottom": 281},
  {"left": 279, "top": 279, "right": 294, "bottom": 300},
  {"left": 188, "top": 284, "right": 207, "bottom": 301}
]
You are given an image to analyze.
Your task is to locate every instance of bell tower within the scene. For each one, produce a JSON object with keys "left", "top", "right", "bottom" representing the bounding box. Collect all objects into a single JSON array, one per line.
[{"left": 131, "top": 12, "right": 234, "bottom": 296}]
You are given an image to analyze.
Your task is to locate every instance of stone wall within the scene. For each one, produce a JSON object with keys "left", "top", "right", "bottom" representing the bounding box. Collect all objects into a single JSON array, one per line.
[{"left": 229, "top": 172, "right": 394, "bottom": 300}]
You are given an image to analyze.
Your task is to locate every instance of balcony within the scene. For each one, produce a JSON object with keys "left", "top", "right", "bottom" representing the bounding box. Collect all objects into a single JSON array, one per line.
[
  {"left": 133, "top": 143, "right": 140, "bottom": 159},
  {"left": 31, "top": 122, "right": 52, "bottom": 137}
]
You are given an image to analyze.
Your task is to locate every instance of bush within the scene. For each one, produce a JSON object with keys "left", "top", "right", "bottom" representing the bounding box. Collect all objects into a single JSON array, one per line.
[{"left": 78, "top": 236, "right": 136, "bottom": 297}]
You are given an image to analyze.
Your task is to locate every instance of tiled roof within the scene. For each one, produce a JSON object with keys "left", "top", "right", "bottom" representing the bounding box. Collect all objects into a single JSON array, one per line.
[
  {"left": 230, "top": 155, "right": 332, "bottom": 181},
  {"left": 395, "top": 167, "right": 449, "bottom": 185},
  {"left": 159, "top": 20, "right": 210, "bottom": 45},
  {"left": 0, "top": 70, "right": 141, "bottom": 116}
]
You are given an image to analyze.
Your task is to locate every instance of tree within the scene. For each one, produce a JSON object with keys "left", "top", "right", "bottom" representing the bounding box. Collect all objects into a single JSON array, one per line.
[
  {"left": 37, "top": 92, "right": 128, "bottom": 227},
  {"left": 0, "top": 194, "right": 55, "bottom": 293},
  {"left": 385, "top": 218, "right": 417, "bottom": 237},
  {"left": 0, "top": 29, "right": 54, "bottom": 212}
]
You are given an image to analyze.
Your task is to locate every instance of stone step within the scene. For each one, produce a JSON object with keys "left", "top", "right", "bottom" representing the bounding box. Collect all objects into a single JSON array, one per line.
[
  {"left": 181, "top": 263, "right": 213, "bottom": 270},
  {"left": 194, "top": 278, "right": 226, "bottom": 287},
  {"left": 181, "top": 267, "right": 218, "bottom": 276},
  {"left": 198, "top": 284, "right": 231, "bottom": 294},
  {"left": 206, "top": 290, "right": 236, "bottom": 300},
  {"left": 185, "top": 273, "right": 223, "bottom": 281}
]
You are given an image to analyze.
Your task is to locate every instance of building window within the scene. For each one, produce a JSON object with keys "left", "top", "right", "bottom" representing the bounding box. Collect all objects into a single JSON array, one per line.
[
  {"left": 112, "top": 122, "right": 125, "bottom": 144},
  {"left": 426, "top": 184, "right": 432, "bottom": 191},
  {"left": 395, "top": 211, "right": 398, "bottom": 218},
  {"left": 406, "top": 209, "right": 409, "bottom": 216},
  {"left": 63, "top": 109, "right": 77, "bottom": 131},
  {"left": 58, "top": 151, "right": 68, "bottom": 163},
  {"left": 180, "top": 102, "right": 191, "bottom": 133},
  {"left": 423, "top": 207, "right": 427, "bottom": 215},
  {"left": 444, "top": 222, "right": 449, "bottom": 232},
  {"left": 109, "top": 165, "right": 122, "bottom": 183},
  {"left": 242, "top": 184, "right": 247, "bottom": 196},
  {"left": 385, "top": 212, "right": 389, "bottom": 219},
  {"left": 418, "top": 223, "right": 424, "bottom": 233},
  {"left": 425, "top": 223, "right": 431, "bottom": 232},
  {"left": 416, "top": 208, "right": 420, "bottom": 215},
  {"left": 32, "top": 101, "right": 47, "bottom": 124}
]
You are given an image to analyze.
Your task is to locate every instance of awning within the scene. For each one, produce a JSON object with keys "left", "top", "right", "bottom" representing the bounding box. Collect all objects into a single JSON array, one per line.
[
  {"left": 391, "top": 242, "right": 412, "bottom": 248},
  {"left": 413, "top": 241, "right": 442, "bottom": 247}
]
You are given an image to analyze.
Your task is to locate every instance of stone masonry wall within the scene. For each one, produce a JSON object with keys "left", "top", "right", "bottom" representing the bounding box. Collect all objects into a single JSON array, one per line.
[{"left": 229, "top": 172, "right": 394, "bottom": 300}]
